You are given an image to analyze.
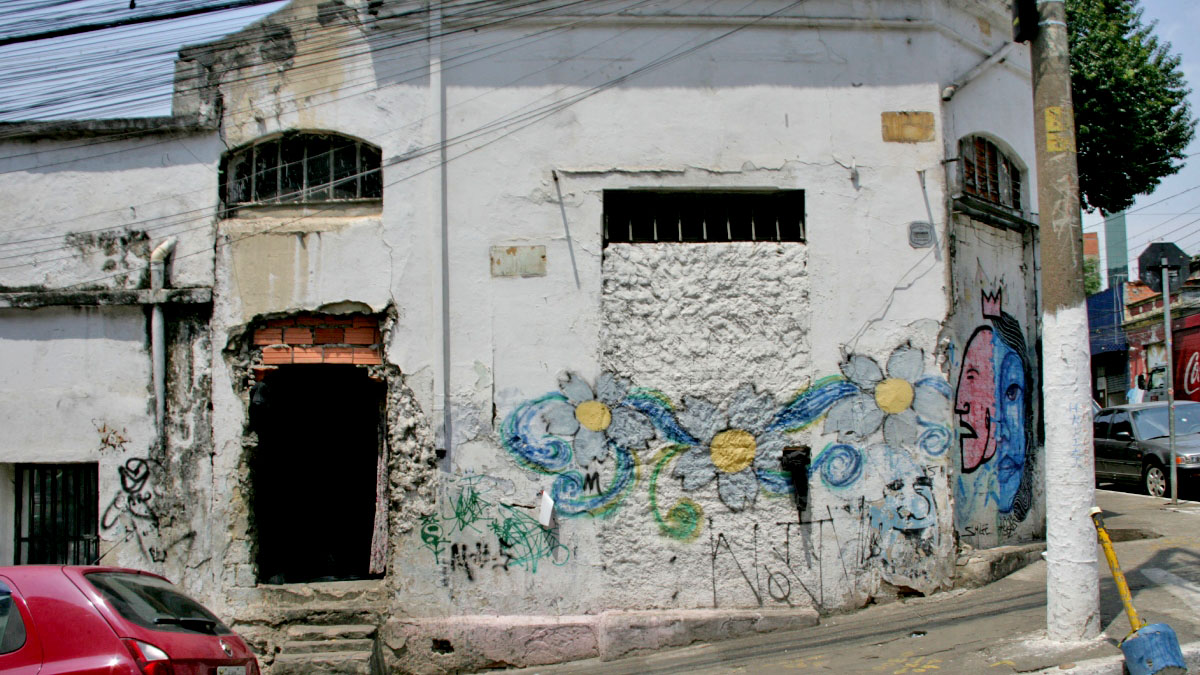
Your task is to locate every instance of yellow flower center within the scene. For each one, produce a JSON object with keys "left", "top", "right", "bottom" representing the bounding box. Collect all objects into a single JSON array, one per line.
[
  {"left": 710, "top": 429, "right": 757, "bottom": 474},
  {"left": 875, "top": 378, "right": 915, "bottom": 415},
  {"left": 575, "top": 400, "right": 612, "bottom": 432}
]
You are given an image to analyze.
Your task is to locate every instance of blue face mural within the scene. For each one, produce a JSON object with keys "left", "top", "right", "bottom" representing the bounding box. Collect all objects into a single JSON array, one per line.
[
  {"left": 994, "top": 347, "right": 1026, "bottom": 511},
  {"left": 954, "top": 288, "right": 1036, "bottom": 536}
]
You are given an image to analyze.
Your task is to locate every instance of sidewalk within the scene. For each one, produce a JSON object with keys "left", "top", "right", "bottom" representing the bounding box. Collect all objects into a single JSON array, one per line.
[{"left": 518, "top": 488, "right": 1200, "bottom": 674}]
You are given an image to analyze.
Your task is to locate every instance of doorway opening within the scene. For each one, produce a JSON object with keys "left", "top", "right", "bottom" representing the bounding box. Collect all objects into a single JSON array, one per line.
[{"left": 249, "top": 365, "right": 385, "bottom": 584}]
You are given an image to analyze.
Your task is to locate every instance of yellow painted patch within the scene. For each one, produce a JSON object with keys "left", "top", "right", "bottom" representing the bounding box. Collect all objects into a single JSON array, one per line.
[
  {"left": 875, "top": 378, "right": 915, "bottom": 414},
  {"left": 1045, "top": 106, "right": 1076, "bottom": 152},
  {"left": 575, "top": 400, "right": 611, "bottom": 432},
  {"left": 710, "top": 429, "right": 757, "bottom": 474}
]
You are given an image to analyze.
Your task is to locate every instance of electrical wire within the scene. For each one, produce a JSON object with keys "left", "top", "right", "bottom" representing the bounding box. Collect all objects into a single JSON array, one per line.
[
  {"left": 2, "top": 0, "right": 804, "bottom": 278},
  {"left": 0, "top": 0, "right": 663, "bottom": 245}
]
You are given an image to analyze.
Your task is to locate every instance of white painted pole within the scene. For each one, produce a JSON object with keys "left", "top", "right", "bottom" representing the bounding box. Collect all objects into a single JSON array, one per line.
[{"left": 1030, "top": 0, "right": 1101, "bottom": 641}]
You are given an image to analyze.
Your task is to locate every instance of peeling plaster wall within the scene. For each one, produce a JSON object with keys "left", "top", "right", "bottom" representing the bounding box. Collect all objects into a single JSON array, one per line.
[
  {"left": 114, "top": 0, "right": 1036, "bottom": 636},
  {"left": 0, "top": 306, "right": 155, "bottom": 462},
  {"left": 0, "top": 305, "right": 214, "bottom": 579},
  {"left": 945, "top": 217, "right": 1044, "bottom": 548},
  {"left": 0, "top": 135, "right": 219, "bottom": 290}
]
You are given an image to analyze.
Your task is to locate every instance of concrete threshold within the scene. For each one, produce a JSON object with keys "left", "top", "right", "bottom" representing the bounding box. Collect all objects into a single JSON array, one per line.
[{"left": 381, "top": 607, "right": 819, "bottom": 673}]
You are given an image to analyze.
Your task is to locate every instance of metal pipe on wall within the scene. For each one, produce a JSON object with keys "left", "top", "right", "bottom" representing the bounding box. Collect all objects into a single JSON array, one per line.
[{"left": 150, "top": 237, "right": 177, "bottom": 442}]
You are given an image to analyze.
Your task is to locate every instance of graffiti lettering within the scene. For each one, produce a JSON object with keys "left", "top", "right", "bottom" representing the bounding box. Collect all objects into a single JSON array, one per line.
[{"left": 583, "top": 471, "right": 602, "bottom": 493}]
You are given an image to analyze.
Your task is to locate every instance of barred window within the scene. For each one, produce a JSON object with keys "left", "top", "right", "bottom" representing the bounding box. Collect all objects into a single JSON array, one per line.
[
  {"left": 960, "top": 136, "right": 1022, "bottom": 211},
  {"left": 221, "top": 132, "right": 382, "bottom": 209},
  {"left": 14, "top": 463, "right": 98, "bottom": 565},
  {"left": 603, "top": 190, "right": 804, "bottom": 246}
]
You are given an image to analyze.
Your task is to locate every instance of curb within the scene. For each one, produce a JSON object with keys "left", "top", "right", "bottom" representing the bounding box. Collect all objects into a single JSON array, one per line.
[
  {"left": 953, "top": 542, "right": 1046, "bottom": 589},
  {"left": 379, "top": 607, "right": 819, "bottom": 673},
  {"left": 1033, "top": 640, "right": 1200, "bottom": 674}
]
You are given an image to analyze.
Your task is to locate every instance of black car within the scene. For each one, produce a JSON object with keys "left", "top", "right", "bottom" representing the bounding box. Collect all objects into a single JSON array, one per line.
[{"left": 1093, "top": 401, "right": 1200, "bottom": 497}]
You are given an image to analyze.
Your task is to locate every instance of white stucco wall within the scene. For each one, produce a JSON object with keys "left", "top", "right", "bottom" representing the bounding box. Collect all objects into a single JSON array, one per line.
[
  {"left": 0, "top": 0, "right": 1041, "bottom": 631},
  {"left": 0, "top": 306, "right": 154, "bottom": 462},
  {"left": 0, "top": 134, "right": 220, "bottom": 290},
  {"left": 193, "top": 0, "right": 1029, "bottom": 617}
]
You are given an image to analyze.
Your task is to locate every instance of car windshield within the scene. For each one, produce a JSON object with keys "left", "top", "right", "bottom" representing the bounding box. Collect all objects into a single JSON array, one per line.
[
  {"left": 1131, "top": 405, "right": 1200, "bottom": 439},
  {"left": 85, "top": 572, "right": 230, "bottom": 635}
]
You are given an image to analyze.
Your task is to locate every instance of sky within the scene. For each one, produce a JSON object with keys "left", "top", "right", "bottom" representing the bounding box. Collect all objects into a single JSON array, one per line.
[
  {"left": 1079, "top": 0, "right": 1200, "bottom": 287},
  {"left": 0, "top": 0, "right": 1197, "bottom": 276}
]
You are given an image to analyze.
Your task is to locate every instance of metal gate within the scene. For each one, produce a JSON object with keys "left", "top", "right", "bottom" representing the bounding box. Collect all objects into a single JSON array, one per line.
[{"left": 14, "top": 463, "right": 99, "bottom": 565}]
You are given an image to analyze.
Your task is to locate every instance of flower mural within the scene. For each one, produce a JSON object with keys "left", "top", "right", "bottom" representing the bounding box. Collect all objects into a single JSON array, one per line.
[
  {"left": 824, "top": 344, "right": 949, "bottom": 451},
  {"left": 671, "top": 385, "right": 789, "bottom": 512},
  {"left": 499, "top": 346, "right": 954, "bottom": 539},
  {"left": 543, "top": 372, "right": 655, "bottom": 466}
]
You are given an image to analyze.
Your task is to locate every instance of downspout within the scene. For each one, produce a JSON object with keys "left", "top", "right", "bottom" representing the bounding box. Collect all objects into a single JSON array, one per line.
[
  {"left": 150, "top": 237, "right": 177, "bottom": 445},
  {"left": 940, "top": 43, "right": 1016, "bottom": 101},
  {"left": 431, "top": 0, "right": 452, "bottom": 470}
]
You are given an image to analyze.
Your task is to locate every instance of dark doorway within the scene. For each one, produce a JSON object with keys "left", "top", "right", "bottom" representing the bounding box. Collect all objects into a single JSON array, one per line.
[{"left": 249, "top": 366, "right": 385, "bottom": 584}]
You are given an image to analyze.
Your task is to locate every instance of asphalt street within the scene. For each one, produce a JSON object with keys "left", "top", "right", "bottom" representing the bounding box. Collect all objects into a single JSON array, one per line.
[{"left": 518, "top": 485, "right": 1200, "bottom": 674}]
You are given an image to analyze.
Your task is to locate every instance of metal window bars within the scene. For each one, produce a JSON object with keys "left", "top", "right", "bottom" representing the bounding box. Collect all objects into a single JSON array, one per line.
[{"left": 14, "top": 463, "right": 99, "bottom": 565}]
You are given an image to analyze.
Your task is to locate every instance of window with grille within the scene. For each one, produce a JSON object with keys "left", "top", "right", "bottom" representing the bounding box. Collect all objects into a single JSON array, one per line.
[
  {"left": 960, "top": 136, "right": 1022, "bottom": 211},
  {"left": 14, "top": 463, "right": 99, "bottom": 565},
  {"left": 221, "top": 132, "right": 382, "bottom": 210},
  {"left": 603, "top": 190, "right": 804, "bottom": 246}
]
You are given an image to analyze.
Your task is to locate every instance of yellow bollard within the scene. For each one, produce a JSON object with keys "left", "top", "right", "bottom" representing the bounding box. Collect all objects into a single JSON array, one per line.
[{"left": 1088, "top": 506, "right": 1144, "bottom": 636}]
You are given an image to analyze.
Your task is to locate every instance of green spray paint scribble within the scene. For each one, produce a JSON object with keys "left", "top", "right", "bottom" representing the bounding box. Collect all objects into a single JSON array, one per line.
[{"left": 649, "top": 444, "right": 703, "bottom": 542}]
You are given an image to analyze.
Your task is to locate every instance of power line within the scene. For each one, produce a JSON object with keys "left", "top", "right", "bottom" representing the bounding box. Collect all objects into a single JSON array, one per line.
[
  {"left": 8, "top": 0, "right": 809, "bottom": 287},
  {"left": 0, "top": 0, "right": 286, "bottom": 48},
  {"left": 0, "top": 0, "right": 747, "bottom": 263},
  {"left": 0, "top": 0, "right": 660, "bottom": 249}
]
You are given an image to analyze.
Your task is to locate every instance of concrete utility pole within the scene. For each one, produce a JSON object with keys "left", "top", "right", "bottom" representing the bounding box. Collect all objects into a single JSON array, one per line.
[{"left": 1029, "top": 0, "right": 1101, "bottom": 641}]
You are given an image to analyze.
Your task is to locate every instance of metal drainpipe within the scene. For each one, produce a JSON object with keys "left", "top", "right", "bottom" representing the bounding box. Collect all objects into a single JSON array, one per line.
[{"left": 150, "top": 238, "right": 177, "bottom": 443}]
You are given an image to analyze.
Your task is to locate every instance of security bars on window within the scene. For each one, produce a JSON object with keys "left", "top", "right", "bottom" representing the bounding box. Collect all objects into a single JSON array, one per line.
[
  {"left": 14, "top": 463, "right": 99, "bottom": 565},
  {"left": 960, "top": 136, "right": 1022, "bottom": 211},
  {"left": 222, "top": 132, "right": 382, "bottom": 208},
  {"left": 602, "top": 190, "right": 804, "bottom": 246}
]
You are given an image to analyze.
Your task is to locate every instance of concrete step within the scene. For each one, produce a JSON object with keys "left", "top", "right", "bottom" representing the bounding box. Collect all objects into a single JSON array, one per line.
[
  {"left": 270, "top": 650, "right": 375, "bottom": 675},
  {"left": 257, "top": 602, "right": 388, "bottom": 626},
  {"left": 252, "top": 580, "right": 388, "bottom": 606},
  {"left": 282, "top": 638, "right": 375, "bottom": 654},
  {"left": 285, "top": 624, "right": 377, "bottom": 642}
]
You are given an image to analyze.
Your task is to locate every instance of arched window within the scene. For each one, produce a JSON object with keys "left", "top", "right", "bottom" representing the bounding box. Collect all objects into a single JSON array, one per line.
[
  {"left": 221, "top": 132, "right": 382, "bottom": 210},
  {"left": 959, "top": 135, "right": 1022, "bottom": 212}
]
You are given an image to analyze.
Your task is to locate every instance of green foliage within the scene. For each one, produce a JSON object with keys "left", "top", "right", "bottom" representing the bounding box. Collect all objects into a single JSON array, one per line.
[
  {"left": 1083, "top": 255, "right": 1102, "bottom": 295},
  {"left": 1066, "top": 0, "right": 1196, "bottom": 214}
]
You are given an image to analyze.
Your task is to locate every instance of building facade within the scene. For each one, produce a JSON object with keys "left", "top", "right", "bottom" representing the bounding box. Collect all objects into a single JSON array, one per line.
[{"left": 0, "top": 0, "right": 1042, "bottom": 670}]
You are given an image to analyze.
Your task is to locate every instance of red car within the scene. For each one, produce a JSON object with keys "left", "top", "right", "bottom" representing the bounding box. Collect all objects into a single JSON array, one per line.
[{"left": 0, "top": 566, "right": 259, "bottom": 675}]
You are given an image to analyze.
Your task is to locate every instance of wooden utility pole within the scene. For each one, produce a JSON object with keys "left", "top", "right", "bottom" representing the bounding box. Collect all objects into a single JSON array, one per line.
[{"left": 1027, "top": 0, "right": 1101, "bottom": 641}]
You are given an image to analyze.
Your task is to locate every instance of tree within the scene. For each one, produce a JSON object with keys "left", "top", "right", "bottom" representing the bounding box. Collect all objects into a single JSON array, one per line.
[
  {"left": 1066, "top": 0, "right": 1195, "bottom": 214},
  {"left": 1083, "top": 256, "right": 1102, "bottom": 295}
]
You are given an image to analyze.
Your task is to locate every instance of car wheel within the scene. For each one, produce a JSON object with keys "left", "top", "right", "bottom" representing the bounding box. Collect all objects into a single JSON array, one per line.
[{"left": 1143, "top": 462, "right": 1169, "bottom": 498}]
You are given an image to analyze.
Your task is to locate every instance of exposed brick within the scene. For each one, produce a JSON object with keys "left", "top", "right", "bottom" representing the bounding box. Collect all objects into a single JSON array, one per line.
[
  {"left": 266, "top": 318, "right": 294, "bottom": 328},
  {"left": 262, "top": 346, "right": 292, "bottom": 364},
  {"left": 283, "top": 327, "right": 313, "bottom": 344},
  {"left": 293, "top": 346, "right": 323, "bottom": 364},
  {"left": 324, "top": 347, "right": 355, "bottom": 364},
  {"left": 324, "top": 316, "right": 355, "bottom": 327},
  {"left": 344, "top": 327, "right": 377, "bottom": 345},
  {"left": 352, "top": 346, "right": 382, "bottom": 365},
  {"left": 253, "top": 328, "right": 283, "bottom": 345},
  {"left": 252, "top": 366, "right": 277, "bottom": 381},
  {"left": 352, "top": 316, "right": 377, "bottom": 328},
  {"left": 295, "top": 315, "right": 325, "bottom": 327},
  {"left": 314, "top": 327, "right": 345, "bottom": 344}
]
